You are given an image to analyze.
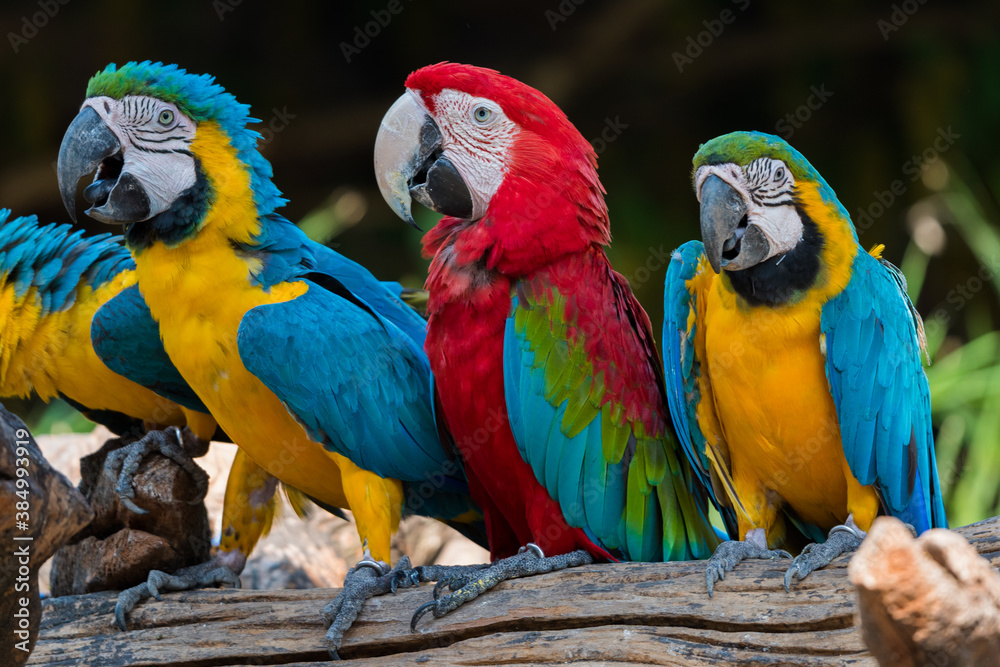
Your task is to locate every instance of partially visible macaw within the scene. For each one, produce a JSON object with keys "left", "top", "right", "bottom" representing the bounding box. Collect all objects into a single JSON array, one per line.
[
  {"left": 0, "top": 208, "right": 194, "bottom": 436},
  {"left": 0, "top": 207, "right": 339, "bottom": 618},
  {"left": 661, "top": 131, "right": 946, "bottom": 594},
  {"left": 374, "top": 62, "right": 721, "bottom": 626},
  {"left": 56, "top": 61, "right": 481, "bottom": 653}
]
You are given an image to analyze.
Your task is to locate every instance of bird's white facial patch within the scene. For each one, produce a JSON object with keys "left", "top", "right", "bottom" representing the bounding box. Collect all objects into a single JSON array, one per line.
[
  {"left": 82, "top": 95, "right": 198, "bottom": 219},
  {"left": 427, "top": 88, "right": 520, "bottom": 220},
  {"left": 695, "top": 158, "right": 802, "bottom": 261}
]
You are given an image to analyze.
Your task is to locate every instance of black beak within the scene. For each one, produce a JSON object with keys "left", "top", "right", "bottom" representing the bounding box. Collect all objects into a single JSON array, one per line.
[
  {"left": 699, "top": 174, "right": 769, "bottom": 273},
  {"left": 57, "top": 106, "right": 150, "bottom": 225},
  {"left": 374, "top": 92, "right": 474, "bottom": 228}
]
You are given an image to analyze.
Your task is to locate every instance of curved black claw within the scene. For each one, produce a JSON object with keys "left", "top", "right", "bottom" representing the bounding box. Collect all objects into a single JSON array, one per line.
[
  {"left": 706, "top": 536, "right": 792, "bottom": 598},
  {"left": 433, "top": 576, "right": 464, "bottom": 600},
  {"left": 409, "top": 546, "right": 592, "bottom": 631},
  {"left": 784, "top": 523, "right": 866, "bottom": 591},
  {"left": 104, "top": 426, "right": 210, "bottom": 514},
  {"left": 115, "top": 560, "right": 241, "bottom": 631},
  {"left": 410, "top": 599, "right": 438, "bottom": 632},
  {"left": 325, "top": 554, "right": 414, "bottom": 659}
]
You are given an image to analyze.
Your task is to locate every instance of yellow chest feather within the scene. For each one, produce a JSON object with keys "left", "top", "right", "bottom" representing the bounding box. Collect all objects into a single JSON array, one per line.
[
  {"left": 134, "top": 233, "right": 319, "bottom": 486},
  {"left": 704, "top": 281, "right": 845, "bottom": 508}
]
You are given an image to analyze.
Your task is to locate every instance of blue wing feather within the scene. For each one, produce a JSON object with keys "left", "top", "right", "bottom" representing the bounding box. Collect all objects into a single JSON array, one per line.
[
  {"left": 232, "top": 217, "right": 479, "bottom": 522},
  {"left": 822, "top": 250, "right": 947, "bottom": 532},
  {"left": 661, "top": 241, "right": 737, "bottom": 537},
  {"left": 239, "top": 277, "right": 479, "bottom": 525},
  {"left": 240, "top": 215, "right": 426, "bottom": 347},
  {"left": 503, "top": 297, "right": 629, "bottom": 555},
  {"left": 0, "top": 210, "right": 132, "bottom": 315},
  {"left": 504, "top": 281, "right": 718, "bottom": 562},
  {"left": 661, "top": 242, "right": 712, "bottom": 491},
  {"left": 237, "top": 279, "right": 447, "bottom": 485}
]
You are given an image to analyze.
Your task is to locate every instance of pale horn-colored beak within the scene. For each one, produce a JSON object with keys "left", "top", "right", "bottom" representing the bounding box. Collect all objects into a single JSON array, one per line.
[{"left": 374, "top": 91, "right": 472, "bottom": 228}]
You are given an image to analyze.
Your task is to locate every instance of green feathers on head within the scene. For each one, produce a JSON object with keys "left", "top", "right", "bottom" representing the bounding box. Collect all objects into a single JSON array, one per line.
[
  {"left": 692, "top": 130, "right": 853, "bottom": 235},
  {"left": 86, "top": 61, "right": 233, "bottom": 122},
  {"left": 86, "top": 61, "right": 286, "bottom": 218},
  {"left": 692, "top": 131, "right": 821, "bottom": 183}
]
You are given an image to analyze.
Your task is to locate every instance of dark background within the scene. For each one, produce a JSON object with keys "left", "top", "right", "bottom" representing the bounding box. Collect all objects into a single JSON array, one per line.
[{"left": 2, "top": 0, "right": 999, "bottom": 522}]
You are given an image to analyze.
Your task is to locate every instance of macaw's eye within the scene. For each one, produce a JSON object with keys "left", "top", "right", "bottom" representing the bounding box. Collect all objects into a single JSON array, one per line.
[
  {"left": 473, "top": 106, "right": 492, "bottom": 124},
  {"left": 158, "top": 109, "right": 175, "bottom": 126},
  {"left": 774, "top": 167, "right": 785, "bottom": 181}
]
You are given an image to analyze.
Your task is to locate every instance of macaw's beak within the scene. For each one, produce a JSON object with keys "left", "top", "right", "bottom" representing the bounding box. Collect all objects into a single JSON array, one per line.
[
  {"left": 58, "top": 106, "right": 150, "bottom": 225},
  {"left": 374, "top": 91, "right": 473, "bottom": 229},
  {"left": 699, "top": 174, "right": 769, "bottom": 273}
]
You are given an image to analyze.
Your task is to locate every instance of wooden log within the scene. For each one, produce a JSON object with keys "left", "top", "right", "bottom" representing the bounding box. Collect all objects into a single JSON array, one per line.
[
  {"left": 0, "top": 405, "right": 93, "bottom": 666},
  {"left": 27, "top": 517, "right": 1000, "bottom": 666}
]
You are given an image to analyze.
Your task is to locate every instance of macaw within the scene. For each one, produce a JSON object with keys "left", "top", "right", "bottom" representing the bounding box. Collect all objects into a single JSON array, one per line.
[
  {"left": 374, "top": 62, "right": 721, "bottom": 625},
  {"left": 661, "top": 131, "right": 946, "bottom": 594},
  {"left": 0, "top": 207, "right": 339, "bottom": 621},
  {"left": 0, "top": 208, "right": 196, "bottom": 436},
  {"left": 56, "top": 61, "right": 481, "bottom": 653}
]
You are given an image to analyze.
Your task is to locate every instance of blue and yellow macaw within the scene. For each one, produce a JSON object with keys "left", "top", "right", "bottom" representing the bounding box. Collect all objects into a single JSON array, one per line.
[
  {"left": 0, "top": 208, "right": 191, "bottom": 434},
  {"left": 56, "top": 61, "right": 481, "bottom": 649},
  {"left": 0, "top": 207, "right": 335, "bottom": 608},
  {"left": 662, "top": 131, "right": 947, "bottom": 594}
]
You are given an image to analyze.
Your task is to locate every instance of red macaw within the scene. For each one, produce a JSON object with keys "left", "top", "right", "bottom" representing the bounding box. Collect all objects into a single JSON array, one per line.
[{"left": 375, "top": 63, "right": 720, "bottom": 625}]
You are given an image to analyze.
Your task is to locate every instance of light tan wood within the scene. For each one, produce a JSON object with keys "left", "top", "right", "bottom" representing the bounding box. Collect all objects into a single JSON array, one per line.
[{"left": 850, "top": 516, "right": 1000, "bottom": 667}]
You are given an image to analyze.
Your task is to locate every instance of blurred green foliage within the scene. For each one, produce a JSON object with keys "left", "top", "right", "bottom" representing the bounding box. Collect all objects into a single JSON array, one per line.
[
  {"left": 13, "top": 396, "right": 94, "bottom": 434},
  {"left": 3, "top": 1, "right": 999, "bottom": 525},
  {"left": 909, "top": 160, "right": 1000, "bottom": 526}
]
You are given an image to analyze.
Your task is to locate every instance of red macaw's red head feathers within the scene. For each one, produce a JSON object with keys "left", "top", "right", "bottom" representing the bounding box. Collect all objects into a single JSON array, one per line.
[{"left": 375, "top": 62, "right": 610, "bottom": 275}]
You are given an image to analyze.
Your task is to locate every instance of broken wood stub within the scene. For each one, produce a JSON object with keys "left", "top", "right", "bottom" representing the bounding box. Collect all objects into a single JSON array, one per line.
[
  {"left": 849, "top": 516, "right": 1000, "bottom": 667},
  {"left": 48, "top": 435, "right": 211, "bottom": 597},
  {"left": 0, "top": 405, "right": 93, "bottom": 666}
]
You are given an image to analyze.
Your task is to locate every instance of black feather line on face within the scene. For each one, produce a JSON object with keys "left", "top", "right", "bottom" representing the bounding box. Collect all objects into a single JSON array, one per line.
[{"left": 724, "top": 205, "right": 823, "bottom": 307}]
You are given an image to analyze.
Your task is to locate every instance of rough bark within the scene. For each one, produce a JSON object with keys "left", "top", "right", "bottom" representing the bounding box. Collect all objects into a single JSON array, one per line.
[
  {"left": 0, "top": 405, "right": 92, "bottom": 666},
  {"left": 48, "top": 435, "right": 211, "bottom": 597}
]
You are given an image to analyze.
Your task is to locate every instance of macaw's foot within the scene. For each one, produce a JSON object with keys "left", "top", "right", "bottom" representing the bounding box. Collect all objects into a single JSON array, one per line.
[
  {"left": 114, "top": 559, "right": 241, "bottom": 630},
  {"left": 706, "top": 528, "right": 792, "bottom": 597},
  {"left": 409, "top": 544, "right": 593, "bottom": 631},
  {"left": 324, "top": 549, "right": 421, "bottom": 659},
  {"left": 784, "top": 515, "right": 867, "bottom": 591},
  {"left": 104, "top": 426, "right": 210, "bottom": 514},
  {"left": 401, "top": 562, "right": 492, "bottom": 599}
]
